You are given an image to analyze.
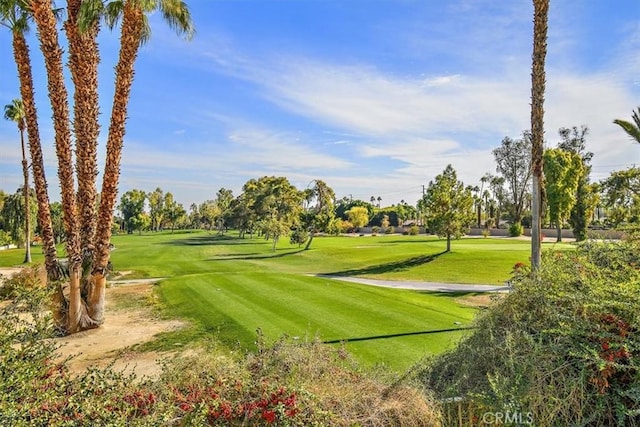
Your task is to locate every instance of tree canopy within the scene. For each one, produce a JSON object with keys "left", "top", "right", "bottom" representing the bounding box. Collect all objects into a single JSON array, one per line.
[
  {"left": 492, "top": 132, "right": 532, "bottom": 227},
  {"left": 543, "top": 148, "right": 583, "bottom": 241},
  {"left": 421, "top": 165, "right": 474, "bottom": 252}
]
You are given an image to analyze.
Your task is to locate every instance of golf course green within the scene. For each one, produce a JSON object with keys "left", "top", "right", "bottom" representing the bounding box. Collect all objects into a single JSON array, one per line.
[{"left": 0, "top": 231, "right": 572, "bottom": 371}]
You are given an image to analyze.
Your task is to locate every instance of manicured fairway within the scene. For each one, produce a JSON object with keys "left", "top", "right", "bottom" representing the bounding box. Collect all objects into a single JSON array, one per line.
[
  {"left": 0, "top": 231, "right": 572, "bottom": 371},
  {"left": 159, "top": 271, "right": 476, "bottom": 371}
]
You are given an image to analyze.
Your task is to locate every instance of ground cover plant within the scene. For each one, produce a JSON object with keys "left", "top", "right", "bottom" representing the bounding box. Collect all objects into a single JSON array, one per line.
[{"left": 418, "top": 236, "right": 640, "bottom": 425}]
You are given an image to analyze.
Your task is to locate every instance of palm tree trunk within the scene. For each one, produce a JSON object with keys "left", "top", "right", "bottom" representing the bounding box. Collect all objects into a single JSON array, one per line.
[
  {"left": 20, "top": 126, "right": 31, "bottom": 264},
  {"left": 531, "top": 0, "right": 549, "bottom": 271},
  {"left": 11, "top": 32, "right": 57, "bottom": 278},
  {"left": 32, "top": 0, "right": 90, "bottom": 332},
  {"left": 91, "top": 3, "right": 145, "bottom": 323},
  {"left": 65, "top": 0, "right": 101, "bottom": 251}
]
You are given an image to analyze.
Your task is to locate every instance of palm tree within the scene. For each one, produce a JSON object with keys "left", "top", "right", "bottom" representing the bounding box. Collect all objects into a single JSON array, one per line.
[
  {"left": 4, "top": 98, "right": 31, "bottom": 263},
  {"left": 8, "top": 0, "right": 193, "bottom": 334},
  {"left": 613, "top": 107, "right": 640, "bottom": 144},
  {"left": 1, "top": 1, "right": 58, "bottom": 279},
  {"left": 530, "top": 0, "right": 549, "bottom": 270},
  {"left": 31, "top": 0, "right": 85, "bottom": 332},
  {"left": 88, "top": 0, "right": 194, "bottom": 328}
]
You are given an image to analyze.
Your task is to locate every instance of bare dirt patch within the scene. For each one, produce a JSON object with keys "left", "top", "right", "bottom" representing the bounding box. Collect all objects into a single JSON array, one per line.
[
  {"left": 53, "top": 281, "right": 185, "bottom": 379},
  {"left": 455, "top": 293, "right": 504, "bottom": 308}
]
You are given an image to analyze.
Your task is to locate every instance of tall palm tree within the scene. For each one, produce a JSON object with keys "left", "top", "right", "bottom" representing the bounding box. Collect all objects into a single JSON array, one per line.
[
  {"left": 87, "top": 0, "right": 194, "bottom": 328},
  {"left": 31, "top": 0, "right": 85, "bottom": 332},
  {"left": 1, "top": 1, "right": 58, "bottom": 280},
  {"left": 530, "top": 0, "right": 549, "bottom": 271},
  {"left": 613, "top": 107, "right": 640, "bottom": 144},
  {"left": 3, "top": 98, "right": 31, "bottom": 263},
  {"left": 9, "top": 0, "right": 193, "bottom": 334}
]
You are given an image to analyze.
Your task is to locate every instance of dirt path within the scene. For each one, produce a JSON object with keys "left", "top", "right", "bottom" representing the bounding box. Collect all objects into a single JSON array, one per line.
[
  {"left": 1, "top": 267, "right": 184, "bottom": 379},
  {"left": 53, "top": 281, "right": 184, "bottom": 378}
]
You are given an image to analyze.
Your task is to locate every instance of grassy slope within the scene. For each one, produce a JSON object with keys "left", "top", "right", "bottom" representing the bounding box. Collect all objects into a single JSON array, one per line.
[{"left": 0, "top": 231, "right": 572, "bottom": 371}]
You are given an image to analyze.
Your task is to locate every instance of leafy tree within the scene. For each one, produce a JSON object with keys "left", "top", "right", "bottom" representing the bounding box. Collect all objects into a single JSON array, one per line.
[
  {"left": 421, "top": 165, "right": 474, "bottom": 252},
  {"left": 347, "top": 206, "right": 369, "bottom": 231},
  {"left": 198, "top": 200, "right": 220, "bottom": 231},
  {"left": 188, "top": 202, "right": 200, "bottom": 229},
  {"left": 215, "top": 187, "right": 234, "bottom": 233},
  {"left": 543, "top": 148, "right": 583, "bottom": 241},
  {"left": 163, "top": 192, "right": 185, "bottom": 232},
  {"left": 148, "top": 187, "right": 164, "bottom": 231},
  {"left": 241, "top": 176, "right": 302, "bottom": 250},
  {"left": 492, "top": 133, "right": 532, "bottom": 231},
  {"left": 600, "top": 167, "right": 640, "bottom": 227},
  {"left": 558, "top": 126, "right": 594, "bottom": 241},
  {"left": 4, "top": 98, "right": 31, "bottom": 262},
  {"left": 335, "top": 199, "right": 374, "bottom": 221},
  {"left": 613, "top": 107, "right": 640, "bottom": 144},
  {"left": 228, "top": 194, "right": 256, "bottom": 238},
  {"left": 530, "top": 0, "right": 549, "bottom": 269},
  {"left": 49, "top": 201, "right": 65, "bottom": 244},
  {"left": 300, "top": 180, "right": 335, "bottom": 250},
  {"left": 118, "top": 189, "right": 146, "bottom": 233},
  {"left": 129, "top": 211, "right": 150, "bottom": 234},
  {"left": 0, "top": 187, "right": 36, "bottom": 248}
]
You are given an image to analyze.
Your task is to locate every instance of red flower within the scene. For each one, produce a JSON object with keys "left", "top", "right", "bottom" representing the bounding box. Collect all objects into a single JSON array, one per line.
[{"left": 262, "top": 410, "right": 276, "bottom": 423}]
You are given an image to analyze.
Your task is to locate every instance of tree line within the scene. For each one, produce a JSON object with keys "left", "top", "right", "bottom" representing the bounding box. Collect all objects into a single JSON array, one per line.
[{"left": 3, "top": 122, "right": 639, "bottom": 256}]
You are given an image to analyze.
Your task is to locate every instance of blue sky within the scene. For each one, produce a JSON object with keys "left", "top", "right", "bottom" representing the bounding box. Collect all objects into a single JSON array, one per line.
[{"left": 1, "top": 0, "right": 639, "bottom": 208}]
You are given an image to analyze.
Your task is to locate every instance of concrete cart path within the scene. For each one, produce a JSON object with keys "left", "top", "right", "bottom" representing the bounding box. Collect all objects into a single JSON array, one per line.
[{"left": 318, "top": 275, "right": 510, "bottom": 293}]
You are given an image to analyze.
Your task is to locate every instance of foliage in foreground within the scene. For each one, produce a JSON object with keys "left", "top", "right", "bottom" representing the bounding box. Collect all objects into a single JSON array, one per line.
[
  {"left": 0, "top": 268, "right": 441, "bottom": 426},
  {"left": 418, "top": 237, "right": 640, "bottom": 425}
]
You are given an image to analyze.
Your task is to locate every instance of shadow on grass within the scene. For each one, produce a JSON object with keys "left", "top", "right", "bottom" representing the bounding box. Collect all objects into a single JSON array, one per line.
[
  {"left": 327, "top": 251, "right": 448, "bottom": 276},
  {"left": 161, "top": 234, "right": 262, "bottom": 247},
  {"left": 417, "top": 291, "right": 486, "bottom": 298},
  {"left": 208, "top": 249, "right": 306, "bottom": 261},
  {"left": 323, "top": 326, "right": 475, "bottom": 344}
]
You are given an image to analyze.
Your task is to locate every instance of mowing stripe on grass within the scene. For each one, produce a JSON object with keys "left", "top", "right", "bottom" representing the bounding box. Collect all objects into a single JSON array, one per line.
[{"left": 158, "top": 271, "right": 476, "bottom": 370}]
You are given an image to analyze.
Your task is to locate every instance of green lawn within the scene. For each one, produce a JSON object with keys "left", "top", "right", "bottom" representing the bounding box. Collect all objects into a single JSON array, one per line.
[{"left": 0, "top": 231, "right": 572, "bottom": 372}]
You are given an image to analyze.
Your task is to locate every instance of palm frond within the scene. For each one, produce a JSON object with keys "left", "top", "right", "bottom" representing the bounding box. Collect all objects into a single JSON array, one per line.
[
  {"left": 159, "top": 0, "right": 194, "bottom": 39},
  {"left": 614, "top": 107, "right": 640, "bottom": 144},
  {"left": 78, "top": 0, "right": 105, "bottom": 32},
  {"left": 103, "top": 0, "right": 124, "bottom": 29}
]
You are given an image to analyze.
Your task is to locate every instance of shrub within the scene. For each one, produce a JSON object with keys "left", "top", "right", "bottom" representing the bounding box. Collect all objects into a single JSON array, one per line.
[
  {"left": 0, "top": 266, "right": 43, "bottom": 300},
  {"left": 417, "top": 237, "right": 640, "bottom": 425},
  {"left": 409, "top": 226, "right": 420, "bottom": 236},
  {"left": 508, "top": 222, "right": 523, "bottom": 237},
  {"left": 481, "top": 228, "right": 490, "bottom": 238},
  {"left": 385, "top": 226, "right": 395, "bottom": 234},
  {"left": 371, "top": 226, "right": 380, "bottom": 235},
  {"left": 0, "top": 230, "right": 11, "bottom": 246},
  {"left": 339, "top": 220, "right": 354, "bottom": 234}
]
